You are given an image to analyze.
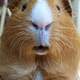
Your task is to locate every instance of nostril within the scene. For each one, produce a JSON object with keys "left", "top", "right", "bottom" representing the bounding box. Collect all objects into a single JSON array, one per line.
[
  {"left": 32, "top": 22, "right": 39, "bottom": 29},
  {"left": 45, "top": 23, "right": 52, "bottom": 30},
  {"left": 31, "top": 22, "right": 52, "bottom": 30}
]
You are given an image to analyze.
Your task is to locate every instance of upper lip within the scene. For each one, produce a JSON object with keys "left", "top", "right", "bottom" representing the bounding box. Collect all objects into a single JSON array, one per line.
[{"left": 33, "top": 45, "right": 49, "bottom": 53}]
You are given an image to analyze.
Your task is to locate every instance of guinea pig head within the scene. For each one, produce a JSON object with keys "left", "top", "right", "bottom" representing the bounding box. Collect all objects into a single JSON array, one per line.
[{"left": 2, "top": 0, "right": 77, "bottom": 68}]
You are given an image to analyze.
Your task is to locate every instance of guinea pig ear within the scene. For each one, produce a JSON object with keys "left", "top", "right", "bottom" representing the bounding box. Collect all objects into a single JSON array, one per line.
[{"left": 62, "top": 0, "right": 72, "bottom": 16}]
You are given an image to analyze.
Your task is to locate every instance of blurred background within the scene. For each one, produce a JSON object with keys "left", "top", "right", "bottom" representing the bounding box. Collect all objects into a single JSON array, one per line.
[{"left": 71, "top": 0, "right": 80, "bottom": 34}]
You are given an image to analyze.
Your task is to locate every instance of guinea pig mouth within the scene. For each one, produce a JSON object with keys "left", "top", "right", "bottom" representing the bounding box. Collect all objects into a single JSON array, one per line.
[{"left": 33, "top": 45, "right": 49, "bottom": 55}]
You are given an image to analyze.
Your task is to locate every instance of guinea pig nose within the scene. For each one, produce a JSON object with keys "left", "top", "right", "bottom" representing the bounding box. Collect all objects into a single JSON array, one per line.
[{"left": 31, "top": 22, "right": 52, "bottom": 30}]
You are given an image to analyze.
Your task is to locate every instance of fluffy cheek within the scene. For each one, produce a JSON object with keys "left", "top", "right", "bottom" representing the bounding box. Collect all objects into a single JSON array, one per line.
[
  {"left": 2, "top": 26, "right": 36, "bottom": 56},
  {"left": 13, "top": 31, "right": 36, "bottom": 56}
]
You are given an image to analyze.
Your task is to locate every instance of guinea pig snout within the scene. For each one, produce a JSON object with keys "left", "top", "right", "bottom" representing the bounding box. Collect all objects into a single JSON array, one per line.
[
  {"left": 30, "top": 25, "right": 50, "bottom": 55},
  {"left": 33, "top": 26, "right": 50, "bottom": 47}
]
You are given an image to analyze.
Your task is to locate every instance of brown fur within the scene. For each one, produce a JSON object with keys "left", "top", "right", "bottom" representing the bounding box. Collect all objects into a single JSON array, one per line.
[{"left": 0, "top": 0, "right": 80, "bottom": 80}]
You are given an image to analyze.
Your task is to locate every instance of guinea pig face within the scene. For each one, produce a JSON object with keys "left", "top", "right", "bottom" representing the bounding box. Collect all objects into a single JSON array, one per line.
[
  {"left": 18, "top": 0, "right": 61, "bottom": 55},
  {"left": 4, "top": 0, "right": 72, "bottom": 57}
]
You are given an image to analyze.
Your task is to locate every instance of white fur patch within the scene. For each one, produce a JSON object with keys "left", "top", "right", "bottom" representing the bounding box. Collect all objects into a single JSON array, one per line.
[
  {"left": 29, "top": 0, "right": 53, "bottom": 46},
  {"left": 31, "top": 0, "right": 53, "bottom": 26}
]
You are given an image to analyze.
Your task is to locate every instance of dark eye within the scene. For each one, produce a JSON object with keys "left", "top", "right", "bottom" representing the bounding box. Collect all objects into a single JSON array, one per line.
[
  {"left": 56, "top": 5, "right": 60, "bottom": 11},
  {"left": 22, "top": 4, "right": 27, "bottom": 11}
]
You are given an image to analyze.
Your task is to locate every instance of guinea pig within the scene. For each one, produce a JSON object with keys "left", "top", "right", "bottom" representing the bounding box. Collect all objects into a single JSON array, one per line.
[{"left": 0, "top": 0, "right": 80, "bottom": 80}]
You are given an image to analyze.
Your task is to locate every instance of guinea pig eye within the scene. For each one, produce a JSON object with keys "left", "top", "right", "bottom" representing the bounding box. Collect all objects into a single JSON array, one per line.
[
  {"left": 56, "top": 5, "right": 60, "bottom": 11},
  {"left": 22, "top": 4, "right": 27, "bottom": 11}
]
